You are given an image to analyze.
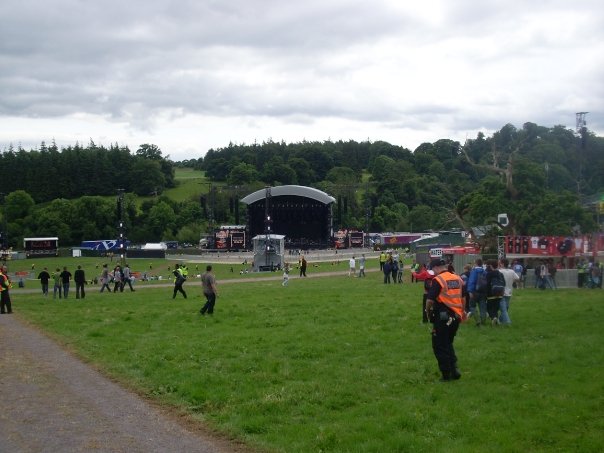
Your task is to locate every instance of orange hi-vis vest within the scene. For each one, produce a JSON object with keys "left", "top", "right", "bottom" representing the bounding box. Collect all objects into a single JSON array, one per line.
[{"left": 434, "top": 271, "right": 465, "bottom": 320}]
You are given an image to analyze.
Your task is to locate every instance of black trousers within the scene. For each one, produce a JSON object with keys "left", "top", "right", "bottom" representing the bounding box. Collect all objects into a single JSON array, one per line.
[
  {"left": 431, "top": 314, "right": 460, "bottom": 374},
  {"left": 487, "top": 297, "right": 501, "bottom": 319},
  {"left": 76, "top": 282, "right": 85, "bottom": 299},
  {"left": 173, "top": 282, "right": 187, "bottom": 298},
  {"left": 1, "top": 291, "right": 12, "bottom": 313},
  {"left": 201, "top": 293, "right": 216, "bottom": 314}
]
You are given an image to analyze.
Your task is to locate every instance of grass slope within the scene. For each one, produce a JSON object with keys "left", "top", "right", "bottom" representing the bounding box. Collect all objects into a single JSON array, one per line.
[{"left": 13, "top": 273, "right": 604, "bottom": 453}]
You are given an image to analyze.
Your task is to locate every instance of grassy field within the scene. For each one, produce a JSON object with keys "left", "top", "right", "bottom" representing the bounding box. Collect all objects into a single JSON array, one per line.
[
  {"left": 11, "top": 268, "right": 604, "bottom": 453},
  {"left": 163, "top": 167, "right": 209, "bottom": 202},
  {"left": 6, "top": 255, "right": 352, "bottom": 289}
]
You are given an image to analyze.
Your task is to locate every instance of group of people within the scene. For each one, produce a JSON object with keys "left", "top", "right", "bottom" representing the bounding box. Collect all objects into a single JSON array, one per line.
[
  {"left": 98, "top": 263, "right": 136, "bottom": 294},
  {"left": 533, "top": 259, "right": 558, "bottom": 290},
  {"left": 36, "top": 265, "right": 88, "bottom": 299},
  {"left": 347, "top": 255, "right": 367, "bottom": 277},
  {"left": 465, "top": 258, "right": 520, "bottom": 326},
  {"left": 577, "top": 259, "right": 602, "bottom": 289},
  {"left": 10, "top": 261, "right": 221, "bottom": 316},
  {"left": 379, "top": 251, "right": 404, "bottom": 283}
]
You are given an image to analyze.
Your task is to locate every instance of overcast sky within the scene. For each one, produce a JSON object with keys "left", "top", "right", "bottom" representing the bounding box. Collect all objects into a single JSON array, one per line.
[{"left": 1, "top": 0, "right": 603, "bottom": 161}]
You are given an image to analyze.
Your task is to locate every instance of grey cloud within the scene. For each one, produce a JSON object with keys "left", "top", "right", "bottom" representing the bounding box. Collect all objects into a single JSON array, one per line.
[
  {"left": 1, "top": 0, "right": 603, "bottom": 155},
  {"left": 0, "top": 0, "right": 415, "bottom": 125}
]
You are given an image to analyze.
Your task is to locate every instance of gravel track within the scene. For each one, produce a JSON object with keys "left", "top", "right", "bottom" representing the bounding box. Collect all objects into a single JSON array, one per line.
[
  {"left": 0, "top": 314, "right": 242, "bottom": 453},
  {"left": 0, "top": 266, "right": 381, "bottom": 452}
]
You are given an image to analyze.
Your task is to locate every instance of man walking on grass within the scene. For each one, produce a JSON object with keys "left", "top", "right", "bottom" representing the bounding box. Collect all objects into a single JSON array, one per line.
[
  {"left": 74, "top": 265, "right": 86, "bottom": 299},
  {"left": 172, "top": 263, "right": 187, "bottom": 299},
  {"left": 200, "top": 265, "right": 219, "bottom": 315},
  {"left": 348, "top": 256, "right": 356, "bottom": 277}
]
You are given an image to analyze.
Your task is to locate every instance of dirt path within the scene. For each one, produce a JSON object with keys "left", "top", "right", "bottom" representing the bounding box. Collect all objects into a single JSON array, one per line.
[
  {"left": 0, "top": 315, "right": 241, "bottom": 453},
  {"left": 0, "top": 268, "right": 382, "bottom": 452}
]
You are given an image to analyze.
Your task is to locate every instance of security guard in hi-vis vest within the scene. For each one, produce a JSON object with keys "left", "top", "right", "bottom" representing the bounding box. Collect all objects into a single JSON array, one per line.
[{"left": 425, "top": 258, "right": 466, "bottom": 381}]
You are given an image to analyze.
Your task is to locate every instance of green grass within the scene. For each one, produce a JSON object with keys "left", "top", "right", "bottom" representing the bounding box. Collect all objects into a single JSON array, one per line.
[
  {"left": 13, "top": 274, "right": 604, "bottom": 453},
  {"left": 163, "top": 168, "right": 209, "bottom": 202}
]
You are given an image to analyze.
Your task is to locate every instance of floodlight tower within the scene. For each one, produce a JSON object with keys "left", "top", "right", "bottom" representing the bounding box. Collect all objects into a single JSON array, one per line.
[
  {"left": 575, "top": 112, "right": 589, "bottom": 196},
  {"left": 264, "top": 186, "right": 273, "bottom": 267},
  {"left": 116, "top": 189, "right": 126, "bottom": 265},
  {"left": 576, "top": 112, "right": 588, "bottom": 150}
]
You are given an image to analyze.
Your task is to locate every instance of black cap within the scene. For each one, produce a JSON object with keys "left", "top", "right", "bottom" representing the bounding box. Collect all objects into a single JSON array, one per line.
[{"left": 429, "top": 258, "right": 446, "bottom": 269}]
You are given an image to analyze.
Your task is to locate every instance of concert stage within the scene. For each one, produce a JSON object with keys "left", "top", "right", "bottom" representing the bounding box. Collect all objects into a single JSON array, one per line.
[{"left": 241, "top": 185, "right": 336, "bottom": 249}]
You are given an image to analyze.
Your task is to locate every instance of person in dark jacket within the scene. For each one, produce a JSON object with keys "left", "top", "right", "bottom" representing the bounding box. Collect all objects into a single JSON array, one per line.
[
  {"left": 59, "top": 266, "right": 72, "bottom": 299},
  {"left": 74, "top": 265, "right": 86, "bottom": 299},
  {"left": 37, "top": 267, "right": 51, "bottom": 297},
  {"left": 172, "top": 263, "right": 187, "bottom": 299},
  {"left": 383, "top": 256, "right": 392, "bottom": 284},
  {"left": 485, "top": 259, "right": 504, "bottom": 325}
]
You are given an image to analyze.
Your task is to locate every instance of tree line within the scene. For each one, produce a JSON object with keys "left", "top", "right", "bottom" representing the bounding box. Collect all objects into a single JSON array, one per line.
[
  {"left": 1, "top": 122, "right": 602, "bottom": 248},
  {"left": 0, "top": 141, "right": 175, "bottom": 202},
  {"left": 183, "top": 122, "right": 603, "bottom": 236}
]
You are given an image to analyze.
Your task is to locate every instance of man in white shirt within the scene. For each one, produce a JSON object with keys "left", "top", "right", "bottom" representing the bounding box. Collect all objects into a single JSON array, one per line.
[
  {"left": 349, "top": 256, "right": 356, "bottom": 277},
  {"left": 512, "top": 260, "right": 524, "bottom": 289},
  {"left": 499, "top": 258, "right": 520, "bottom": 324}
]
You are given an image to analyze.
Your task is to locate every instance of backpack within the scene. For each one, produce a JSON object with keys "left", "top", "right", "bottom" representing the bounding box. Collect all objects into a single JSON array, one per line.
[
  {"left": 489, "top": 270, "right": 506, "bottom": 297},
  {"left": 475, "top": 269, "right": 488, "bottom": 293}
]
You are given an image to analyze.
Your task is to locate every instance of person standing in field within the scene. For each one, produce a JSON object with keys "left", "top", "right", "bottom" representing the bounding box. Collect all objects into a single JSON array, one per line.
[
  {"left": 512, "top": 260, "right": 524, "bottom": 289},
  {"left": 460, "top": 264, "right": 472, "bottom": 313},
  {"left": 0, "top": 265, "right": 13, "bottom": 314},
  {"left": 172, "top": 263, "right": 187, "bottom": 299},
  {"left": 485, "top": 259, "right": 505, "bottom": 325},
  {"left": 122, "top": 263, "right": 135, "bottom": 292},
  {"left": 383, "top": 256, "right": 392, "bottom": 284},
  {"left": 348, "top": 256, "right": 356, "bottom": 277},
  {"left": 60, "top": 266, "right": 72, "bottom": 299},
  {"left": 100, "top": 264, "right": 112, "bottom": 293},
  {"left": 112, "top": 265, "right": 123, "bottom": 293},
  {"left": 397, "top": 258, "right": 404, "bottom": 283},
  {"left": 299, "top": 256, "right": 307, "bottom": 277},
  {"left": 282, "top": 265, "right": 290, "bottom": 287},
  {"left": 498, "top": 258, "right": 520, "bottom": 324},
  {"left": 425, "top": 258, "right": 465, "bottom": 381},
  {"left": 37, "top": 267, "right": 51, "bottom": 296},
  {"left": 200, "top": 265, "right": 218, "bottom": 315},
  {"left": 467, "top": 258, "right": 487, "bottom": 325},
  {"left": 74, "top": 265, "right": 86, "bottom": 299},
  {"left": 379, "top": 251, "right": 387, "bottom": 271},
  {"left": 391, "top": 257, "right": 399, "bottom": 283},
  {"left": 52, "top": 268, "right": 62, "bottom": 299},
  {"left": 358, "top": 254, "right": 366, "bottom": 277}
]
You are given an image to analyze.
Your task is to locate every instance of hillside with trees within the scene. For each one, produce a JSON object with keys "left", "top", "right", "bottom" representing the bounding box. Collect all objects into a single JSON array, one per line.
[{"left": 1, "top": 122, "right": 602, "bottom": 247}]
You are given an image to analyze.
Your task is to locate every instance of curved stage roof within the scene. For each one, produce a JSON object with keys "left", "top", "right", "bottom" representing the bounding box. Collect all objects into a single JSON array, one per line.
[{"left": 241, "top": 185, "right": 336, "bottom": 205}]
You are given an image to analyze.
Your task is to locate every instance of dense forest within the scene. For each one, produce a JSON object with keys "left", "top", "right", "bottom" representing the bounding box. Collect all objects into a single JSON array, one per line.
[
  {"left": 186, "top": 122, "right": 603, "bottom": 235},
  {"left": 0, "top": 122, "right": 602, "bottom": 248}
]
